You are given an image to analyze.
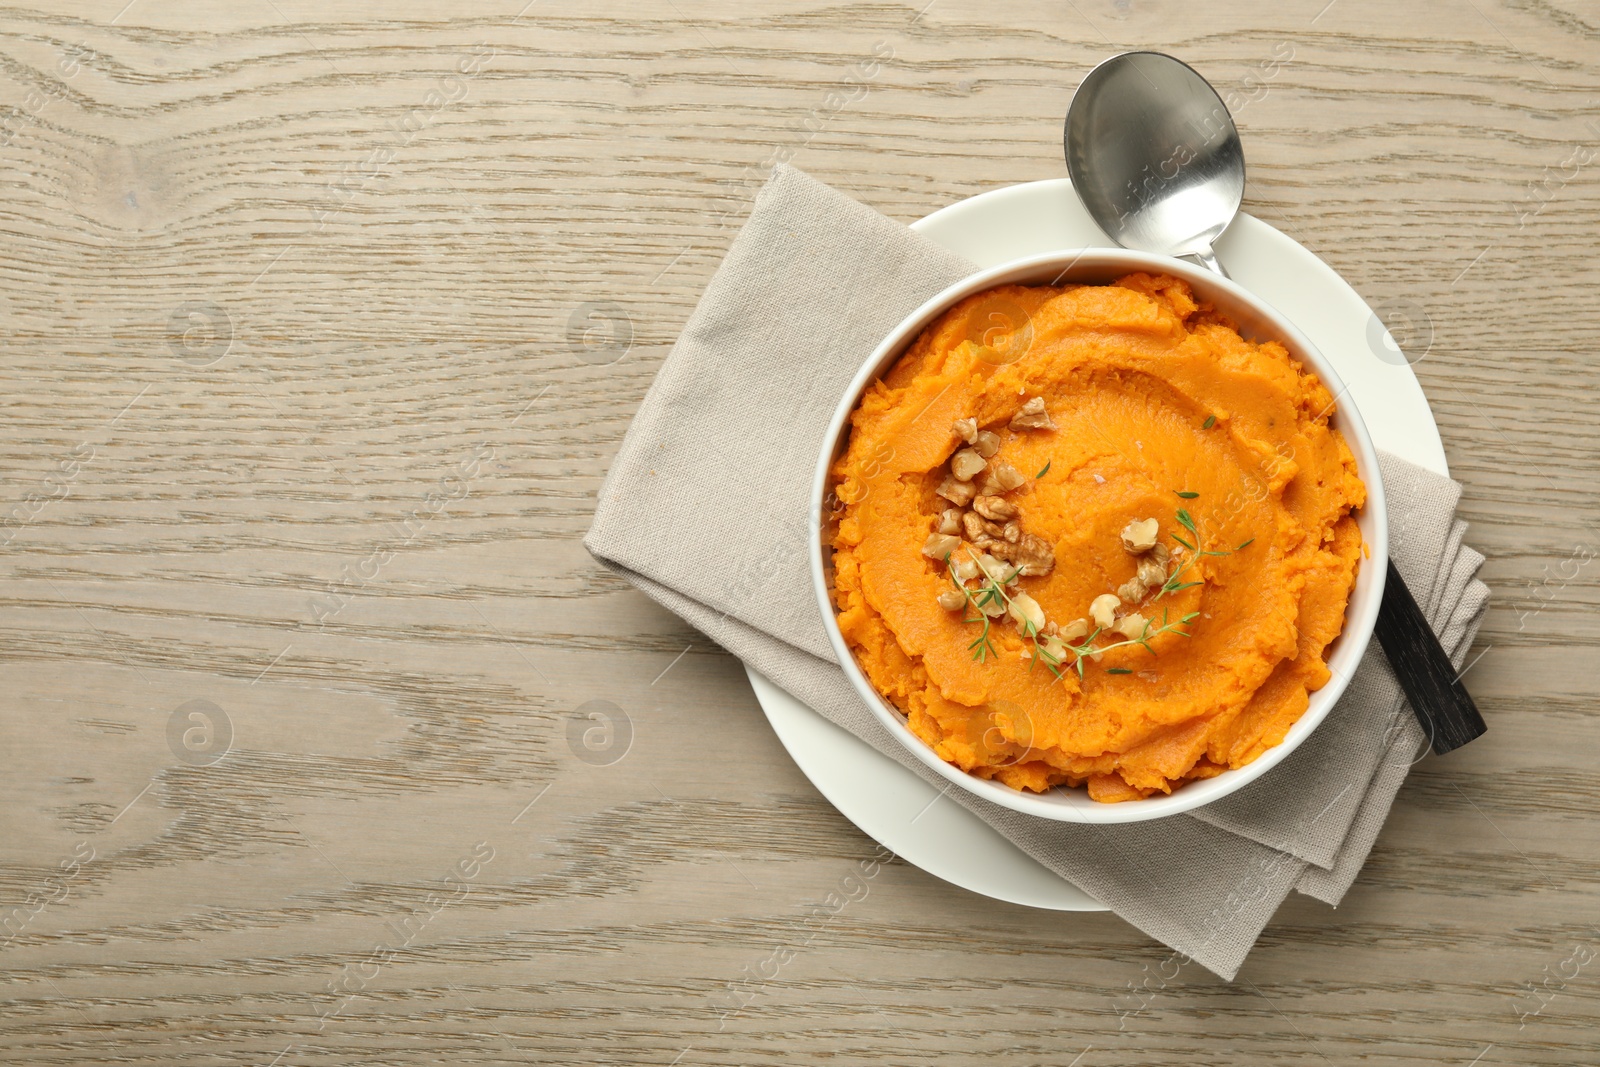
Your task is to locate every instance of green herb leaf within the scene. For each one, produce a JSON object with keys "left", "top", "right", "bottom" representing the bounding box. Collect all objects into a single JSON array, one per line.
[
  {"left": 1181, "top": 611, "right": 1200, "bottom": 623},
  {"left": 1176, "top": 508, "right": 1196, "bottom": 533},
  {"left": 1164, "top": 580, "right": 1203, "bottom": 593},
  {"left": 1107, "top": 667, "right": 1132, "bottom": 675},
  {"left": 1174, "top": 490, "right": 1199, "bottom": 499},
  {"left": 1036, "top": 460, "right": 1052, "bottom": 479},
  {"left": 1236, "top": 537, "right": 1255, "bottom": 550},
  {"left": 1202, "top": 414, "right": 1216, "bottom": 429},
  {"left": 1172, "top": 533, "right": 1195, "bottom": 551}
]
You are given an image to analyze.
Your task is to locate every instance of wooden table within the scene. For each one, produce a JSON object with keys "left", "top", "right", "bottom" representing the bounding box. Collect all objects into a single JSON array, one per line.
[{"left": 3, "top": 2, "right": 1596, "bottom": 1063}]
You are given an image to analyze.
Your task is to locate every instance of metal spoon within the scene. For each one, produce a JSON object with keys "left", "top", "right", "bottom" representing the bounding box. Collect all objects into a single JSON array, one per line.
[
  {"left": 1065, "top": 51, "right": 1244, "bottom": 277},
  {"left": 1064, "top": 51, "right": 1485, "bottom": 754}
]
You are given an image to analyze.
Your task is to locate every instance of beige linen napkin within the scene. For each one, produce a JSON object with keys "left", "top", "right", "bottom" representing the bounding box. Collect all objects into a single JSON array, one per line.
[{"left": 585, "top": 165, "right": 1489, "bottom": 979}]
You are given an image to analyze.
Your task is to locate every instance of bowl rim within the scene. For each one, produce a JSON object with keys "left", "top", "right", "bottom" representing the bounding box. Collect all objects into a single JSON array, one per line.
[{"left": 808, "top": 248, "right": 1388, "bottom": 825}]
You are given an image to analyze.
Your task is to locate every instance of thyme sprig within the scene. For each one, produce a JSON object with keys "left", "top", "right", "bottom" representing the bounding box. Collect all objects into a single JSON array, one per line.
[
  {"left": 1149, "top": 505, "right": 1237, "bottom": 605},
  {"left": 945, "top": 551, "right": 1019, "bottom": 665},
  {"left": 1054, "top": 608, "right": 1200, "bottom": 678},
  {"left": 946, "top": 551, "right": 1067, "bottom": 679}
]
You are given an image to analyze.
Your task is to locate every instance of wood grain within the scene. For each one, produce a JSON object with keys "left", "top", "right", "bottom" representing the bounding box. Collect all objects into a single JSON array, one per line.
[{"left": 1, "top": 1, "right": 1597, "bottom": 1064}]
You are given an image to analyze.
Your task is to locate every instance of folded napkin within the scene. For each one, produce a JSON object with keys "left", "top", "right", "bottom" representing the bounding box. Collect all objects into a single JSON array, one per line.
[{"left": 585, "top": 165, "right": 1489, "bottom": 979}]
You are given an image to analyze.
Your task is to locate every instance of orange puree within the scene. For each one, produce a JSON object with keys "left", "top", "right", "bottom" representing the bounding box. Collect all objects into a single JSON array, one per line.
[{"left": 827, "top": 274, "right": 1365, "bottom": 801}]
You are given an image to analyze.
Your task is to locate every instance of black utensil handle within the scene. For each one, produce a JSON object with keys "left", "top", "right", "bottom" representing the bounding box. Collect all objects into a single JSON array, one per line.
[{"left": 1373, "top": 558, "right": 1487, "bottom": 754}]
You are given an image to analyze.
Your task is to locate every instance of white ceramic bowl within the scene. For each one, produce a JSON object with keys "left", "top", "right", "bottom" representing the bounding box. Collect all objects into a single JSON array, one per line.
[{"left": 809, "top": 249, "right": 1387, "bottom": 824}]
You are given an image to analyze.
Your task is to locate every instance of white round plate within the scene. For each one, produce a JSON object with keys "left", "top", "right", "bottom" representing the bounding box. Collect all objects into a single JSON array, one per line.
[{"left": 748, "top": 178, "right": 1447, "bottom": 912}]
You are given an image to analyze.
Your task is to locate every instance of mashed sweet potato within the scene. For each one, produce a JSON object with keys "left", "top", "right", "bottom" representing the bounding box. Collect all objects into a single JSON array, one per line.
[{"left": 827, "top": 273, "right": 1365, "bottom": 802}]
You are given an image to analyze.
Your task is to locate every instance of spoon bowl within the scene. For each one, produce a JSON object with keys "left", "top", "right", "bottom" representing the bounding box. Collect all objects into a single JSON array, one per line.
[{"left": 1064, "top": 51, "right": 1245, "bottom": 275}]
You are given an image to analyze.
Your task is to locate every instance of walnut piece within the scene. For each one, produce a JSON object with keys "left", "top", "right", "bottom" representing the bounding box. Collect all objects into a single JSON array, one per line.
[
  {"left": 1114, "top": 612, "right": 1149, "bottom": 639},
  {"left": 937, "top": 508, "right": 964, "bottom": 536},
  {"left": 972, "top": 495, "right": 1018, "bottom": 521},
  {"left": 1151, "top": 542, "right": 1170, "bottom": 567},
  {"left": 952, "top": 557, "right": 979, "bottom": 582},
  {"left": 1120, "top": 518, "right": 1160, "bottom": 553},
  {"left": 951, "top": 448, "right": 987, "bottom": 481},
  {"left": 952, "top": 417, "right": 978, "bottom": 445},
  {"left": 1136, "top": 555, "right": 1167, "bottom": 588},
  {"left": 981, "top": 461, "right": 1026, "bottom": 494},
  {"left": 1007, "top": 591, "right": 1046, "bottom": 635},
  {"left": 973, "top": 430, "right": 1002, "bottom": 458},
  {"left": 976, "top": 553, "right": 1018, "bottom": 585},
  {"left": 961, "top": 511, "right": 988, "bottom": 541},
  {"left": 936, "top": 589, "right": 967, "bottom": 611},
  {"left": 989, "top": 531, "right": 1055, "bottom": 576},
  {"left": 1116, "top": 577, "right": 1148, "bottom": 603},
  {"left": 1010, "top": 396, "right": 1057, "bottom": 430},
  {"left": 936, "top": 475, "right": 977, "bottom": 506},
  {"left": 1058, "top": 617, "right": 1090, "bottom": 642},
  {"left": 922, "top": 532, "right": 960, "bottom": 560},
  {"left": 1089, "top": 593, "right": 1121, "bottom": 630}
]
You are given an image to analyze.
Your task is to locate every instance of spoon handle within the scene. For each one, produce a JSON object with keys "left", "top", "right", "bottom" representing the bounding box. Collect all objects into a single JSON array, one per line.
[
  {"left": 1187, "top": 244, "right": 1228, "bottom": 279},
  {"left": 1373, "top": 558, "right": 1487, "bottom": 754}
]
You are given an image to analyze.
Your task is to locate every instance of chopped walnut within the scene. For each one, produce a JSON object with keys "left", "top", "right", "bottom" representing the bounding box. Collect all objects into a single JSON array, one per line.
[
  {"left": 989, "top": 531, "right": 1055, "bottom": 576},
  {"left": 936, "top": 589, "right": 967, "bottom": 611},
  {"left": 1007, "top": 591, "right": 1046, "bottom": 635},
  {"left": 973, "top": 430, "right": 1001, "bottom": 458},
  {"left": 1116, "top": 576, "right": 1148, "bottom": 603},
  {"left": 1089, "top": 593, "right": 1121, "bottom": 630},
  {"left": 937, "top": 508, "right": 964, "bottom": 536},
  {"left": 936, "top": 475, "right": 977, "bottom": 506},
  {"left": 961, "top": 511, "right": 988, "bottom": 541},
  {"left": 952, "top": 417, "right": 978, "bottom": 444},
  {"left": 981, "top": 460, "right": 1026, "bottom": 494},
  {"left": 1114, "top": 612, "right": 1149, "bottom": 639},
  {"left": 1136, "top": 555, "right": 1167, "bottom": 588},
  {"left": 999, "top": 521, "right": 1021, "bottom": 544},
  {"left": 977, "top": 553, "right": 1018, "bottom": 585},
  {"left": 1151, "top": 542, "right": 1170, "bottom": 567},
  {"left": 972, "top": 495, "right": 1018, "bottom": 521},
  {"left": 1059, "top": 617, "right": 1090, "bottom": 642},
  {"left": 1010, "top": 396, "right": 1057, "bottom": 430},
  {"left": 952, "top": 557, "right": 979, "bottom": 582},
  {"left": 922, "top": 533, "right": 960, "bottom": 560},
  {"left": 1120, "top": 518, "right": 1160, "bottom": 553},
  {"left": 951, "top": 448, "right": 987, "bottom": 481}
]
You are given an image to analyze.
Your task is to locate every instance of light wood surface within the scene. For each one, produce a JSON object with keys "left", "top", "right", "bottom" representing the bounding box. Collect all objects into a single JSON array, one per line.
[{"left": 2, "top": 1, "right": 1597, "bottom": 1064}]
